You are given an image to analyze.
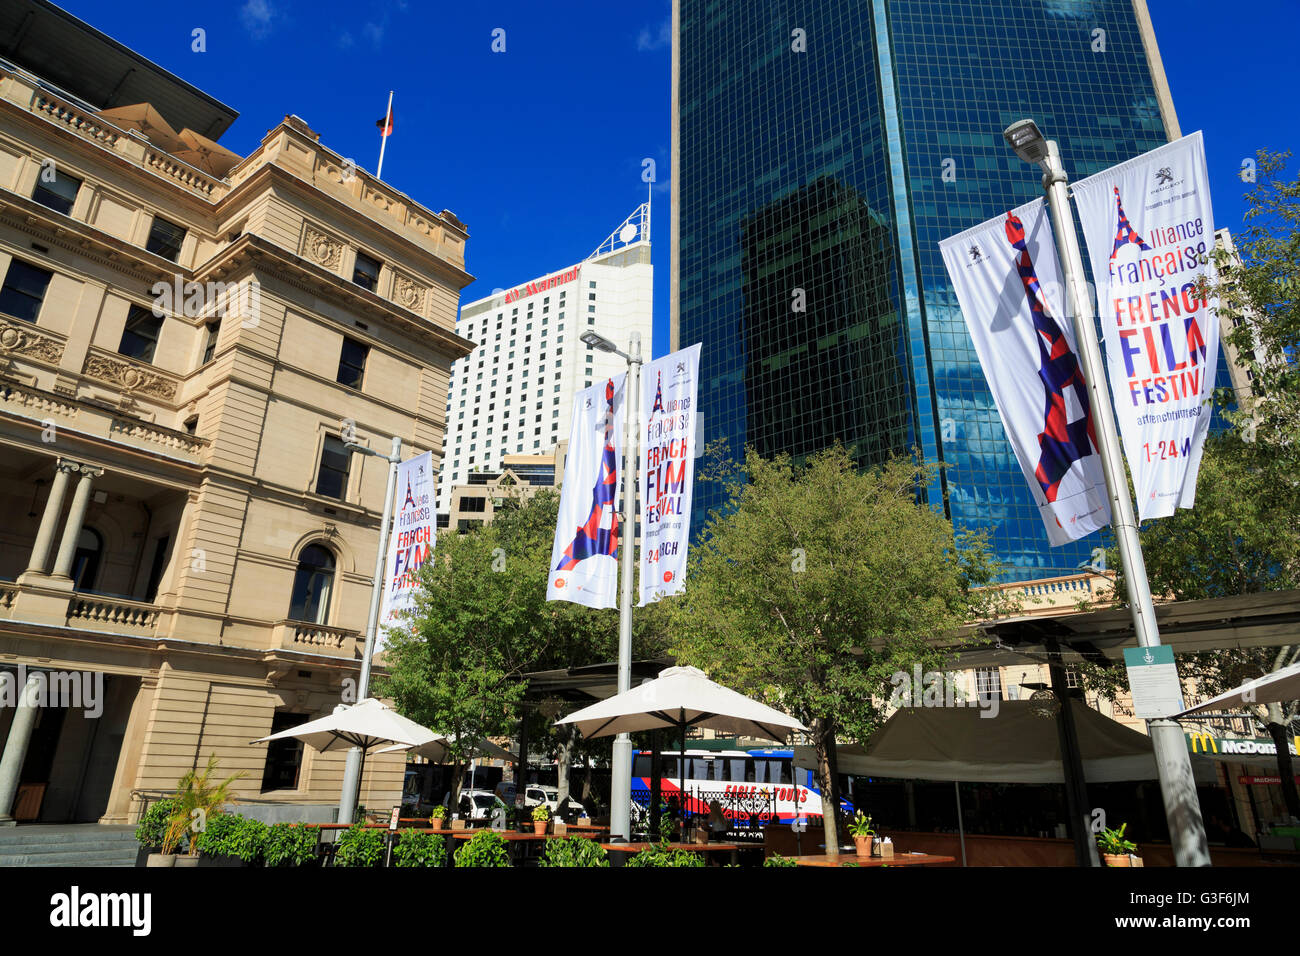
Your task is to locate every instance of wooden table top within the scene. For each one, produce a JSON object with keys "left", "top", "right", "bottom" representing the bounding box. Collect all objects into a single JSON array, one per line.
[
  {"left": 599, "top": 841, "right": 748, "bottom": 853},
  {"left": 788, "top": 852, "right": 955, "bottom": 867}
]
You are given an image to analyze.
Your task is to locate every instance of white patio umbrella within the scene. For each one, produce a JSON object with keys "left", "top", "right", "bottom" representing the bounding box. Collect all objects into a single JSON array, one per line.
[
  {"left": 251, "top": 697, "right": 435, "bottom": 811},
  {"left": 375, "top": 732, "right": 517, "bottom": 764},
  {"left": 1175, "top": 661, "right": 1300, "bottom": 717},
  {"left": 556, "top": 665, "right": 806, "bottom": 815}
]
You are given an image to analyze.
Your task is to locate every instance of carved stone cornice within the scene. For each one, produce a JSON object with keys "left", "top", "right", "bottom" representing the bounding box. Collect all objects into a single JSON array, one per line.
[
  {"left": 0, "top": 319, "right": 65, "bottom": 366},
  {"left": 81, "top": 350, "right": 179, "bottom": 401},
  {"left": 301, "top": 223, "right": 343, "bottom": 270}
]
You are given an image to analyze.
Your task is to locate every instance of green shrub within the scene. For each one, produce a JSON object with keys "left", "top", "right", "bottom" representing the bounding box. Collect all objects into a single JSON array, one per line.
[
  {"left": 454, "top": 829, "right": 512, "bottom": 867},
  {"left": 193, "top": 811, "right": 242, "bottom": 857},
  {"left": 224, "top": 817, "right": 268, "bottom": 863},
  {"left": 134, "top": 799, "right": 177, "bottom": 851},
  {"left": 539, "top": 836, "right": 608, "bottom": 868},
  {"left": 264, "top": 823, "right": 319, "bottom": 867},
  {"left": 763, "top": 853, "right": 798, "bottom": 867},
  {"left": 332, "top": 825, "right": 385, "bottom": 867},
  {"left": 392, "top": 829, "right": 446, "bottom": 867},
  {"left": 625, "top": 841, "right": 705, "bottom": 867}
]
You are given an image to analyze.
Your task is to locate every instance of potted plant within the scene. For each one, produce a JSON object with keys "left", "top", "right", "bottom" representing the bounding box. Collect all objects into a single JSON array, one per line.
[
  {"left": 332, "top": 824, "right": 385, "bottom": 867},
  {"left": 531, "top": 803, "right": 551, "bottom": 835},
  {"left": 134, "top": 798, "right": 178, "bottom": 867},
  {"left": 193, "top": 812, "right": 245, "bottom": 866},
  {"left": 1097, "top": 823, "right": 1140, "bottom": 867},
  {"left": 166, "top": 755, "right": 248, "bottom": 867},
  {"left": 428, "top": 805, "right": 448, "bottom": 829},
  {"left": 847, "top": 811, "right": 876, "bottom": 859}
]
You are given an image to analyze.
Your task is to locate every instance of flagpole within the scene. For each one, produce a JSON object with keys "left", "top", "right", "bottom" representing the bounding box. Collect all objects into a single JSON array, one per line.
[{"left": 376, "top": 90, "right": 394, "bottom": 181}]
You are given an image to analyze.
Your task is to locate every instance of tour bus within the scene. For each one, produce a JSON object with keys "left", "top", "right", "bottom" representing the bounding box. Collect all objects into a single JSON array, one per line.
[{"left": 630, "top": 748, "right": 851, "bottom": 824}]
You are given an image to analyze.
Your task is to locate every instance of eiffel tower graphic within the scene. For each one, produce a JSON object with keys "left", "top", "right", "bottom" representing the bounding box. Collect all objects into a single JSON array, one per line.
[
  {"left": 555, "top": 380, "right": 619, "bottom": 571},
  {"left": 1110, "top": 186, "right": 1152, "bottom": 259}
]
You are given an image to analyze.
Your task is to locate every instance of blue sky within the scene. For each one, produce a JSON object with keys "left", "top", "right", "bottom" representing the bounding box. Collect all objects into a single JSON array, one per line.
[{"left": 55, "top": 0, "right": 1294, "bottom": 360}]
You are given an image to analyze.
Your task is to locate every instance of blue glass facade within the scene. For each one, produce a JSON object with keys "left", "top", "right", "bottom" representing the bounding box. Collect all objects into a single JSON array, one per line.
[{"left": 677, "top": 0, "right": 1232, "bottom": 581}]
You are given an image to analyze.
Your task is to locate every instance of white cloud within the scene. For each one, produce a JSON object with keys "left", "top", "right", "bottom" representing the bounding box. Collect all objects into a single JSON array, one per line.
[
  {"left": 363, "top": 21, "right": 385, "bottom": 47},
  {"left": 240, "top": 0, "right": 276, "bottom": 40},
  {"left": 636, "top": 17, "right": 671, "bottom": 52}
]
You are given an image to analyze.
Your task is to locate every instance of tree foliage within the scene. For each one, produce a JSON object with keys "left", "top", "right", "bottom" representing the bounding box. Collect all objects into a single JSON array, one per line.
[{"left": 664, "top": 444, "right": 1002, "bottom": 854}]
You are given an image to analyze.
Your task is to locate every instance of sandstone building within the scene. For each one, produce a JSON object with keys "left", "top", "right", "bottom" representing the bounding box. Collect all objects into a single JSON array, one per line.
[{"left": 0, "top": 2, "right": 471, "bottom": 824}]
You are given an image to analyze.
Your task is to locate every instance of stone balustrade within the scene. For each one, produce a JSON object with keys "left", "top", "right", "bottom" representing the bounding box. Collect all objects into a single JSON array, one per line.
[
  {"left": 270, "top": 620, "right": 360, "bottom": 656},
  {"left": 67, "top": 593, "right": 160, "bottom": 636}
]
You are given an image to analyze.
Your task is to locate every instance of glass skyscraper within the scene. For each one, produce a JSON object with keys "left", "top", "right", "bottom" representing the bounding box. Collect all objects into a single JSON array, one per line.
[{"left": 672, "top": 0, "right": 1232, "bottom": 581}]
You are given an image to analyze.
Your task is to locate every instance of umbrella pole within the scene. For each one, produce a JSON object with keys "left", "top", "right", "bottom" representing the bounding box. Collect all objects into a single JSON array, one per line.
[
  {"left": 356, "top": 747, "right": 368, "bottom": 824},
  {"left": 650, "top": 731, "right": 661, "bottom": 838},
  {"left": 679, "top": 711, "right": 687, "bottom": 838},
  {"left": 954, "top": 781, "right": 966, "bottom": 867}
]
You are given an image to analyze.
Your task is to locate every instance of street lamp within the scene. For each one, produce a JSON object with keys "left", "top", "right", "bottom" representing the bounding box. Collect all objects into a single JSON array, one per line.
[
  {"left": 582, "top": 327, "right": 642, "bottom": 842},
  {"left": 1003, "top": 120, "right": 1210, "bottom": 867},
  {"left": 336, "top": 433, "right": 402, "bottom": 825}
]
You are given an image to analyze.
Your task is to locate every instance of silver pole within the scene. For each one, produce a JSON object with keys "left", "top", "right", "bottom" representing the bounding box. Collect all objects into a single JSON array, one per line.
[
  {"left": 609, "top": 331, "right": 642, "bottom": 842},
  {"left": 1039, "top": 140, "right": 1209, "bottom": 867},
  {"left": 338, "top": 435, "right": 402, "bottom": 824}
]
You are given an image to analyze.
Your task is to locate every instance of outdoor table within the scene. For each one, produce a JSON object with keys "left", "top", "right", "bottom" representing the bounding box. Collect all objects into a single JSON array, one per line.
[
  {"left": 600, "top": 841, "right": 749, "bottom": 866},
  {"left": 787, "top": 852, "right": 955, "bottom": 867}
]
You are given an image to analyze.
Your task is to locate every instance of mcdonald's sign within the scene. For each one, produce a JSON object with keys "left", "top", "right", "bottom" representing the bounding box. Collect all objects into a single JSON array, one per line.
[{"left": 1187, "top": 732, "right": 1218, "bottom": 754}]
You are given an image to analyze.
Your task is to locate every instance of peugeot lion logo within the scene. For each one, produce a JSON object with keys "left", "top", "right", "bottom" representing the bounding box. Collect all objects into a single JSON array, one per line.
[
  {"left": 1156, "top": 166, "right": 1174, "bottom": 185},
  {"left": 969, "top": 245, "right": 982, "bottom": 263}
]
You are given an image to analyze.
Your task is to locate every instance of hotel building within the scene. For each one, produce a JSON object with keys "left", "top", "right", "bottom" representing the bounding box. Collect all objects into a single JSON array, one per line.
[{"left": 438, "top": 207, "right": 652, "bottom": 516}]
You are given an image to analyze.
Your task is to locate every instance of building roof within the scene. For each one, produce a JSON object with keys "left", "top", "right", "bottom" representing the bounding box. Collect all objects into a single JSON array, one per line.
[{"left": 0, "top": 0, "right": 238, "bottom": 139}]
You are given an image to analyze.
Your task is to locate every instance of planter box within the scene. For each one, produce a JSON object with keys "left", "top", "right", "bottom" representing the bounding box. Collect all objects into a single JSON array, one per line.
[
  {"left": 145, "top": 853, "right": 176, "bottom": 868},
  {"left": 197, "top": 853, "right": 246, "bottom": 868},
  {"left": 551, "top": 823, "right": 567, "bottom": 837}
]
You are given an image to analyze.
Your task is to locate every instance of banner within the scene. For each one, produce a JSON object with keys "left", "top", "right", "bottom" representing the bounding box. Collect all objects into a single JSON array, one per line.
[
  {"left": 548, "top": 374, "right": 627, "bottom": 609},
  {"left": 940, "top": 199, "right": 1111, "bottom": 545},
  {"left": 639, "top": 343, "right": 701, "bottom": 605},
  {"left": 379, "top": 450, "right": 435, "bottom": 643},
  {"left": 1072, "top": 131, "right": 1219, "bottom": 520}
]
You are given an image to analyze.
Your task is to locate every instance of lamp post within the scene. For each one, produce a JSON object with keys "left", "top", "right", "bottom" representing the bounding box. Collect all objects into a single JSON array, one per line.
[
  {"left": 1003, "top": 120, "right": 1210, "bottom": 867},
  {"left": 580, "top": 328, "right": 642, "bottom": 842},
  {"left": 337, "top": 434, "right": 402, "bottom": 825}
]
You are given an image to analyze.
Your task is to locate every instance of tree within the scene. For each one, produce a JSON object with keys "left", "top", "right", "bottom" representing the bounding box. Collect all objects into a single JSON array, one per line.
[
  {"left": 1089, "top": 150, "right": 1300, "bottom": 819},
  {"left": 377, "top": 489, "right": 630, "bottom": 810},
  {"left": 664, "top": 444, "right": 1002, "bottom": 856}
]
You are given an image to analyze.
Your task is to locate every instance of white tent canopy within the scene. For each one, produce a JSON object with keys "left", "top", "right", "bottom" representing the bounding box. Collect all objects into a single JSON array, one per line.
[
  {"left": 793, "top": 701, "right": 1217, "bottom": 784},
  {"left": 1175, "top": 661, "right": 1300, "bottom": 718},
  {"left": 555, "top": 665, "right": 806, "bottom": 741},
  {"left": 251, "top": 697, "right": 432, "bottom": 753}
]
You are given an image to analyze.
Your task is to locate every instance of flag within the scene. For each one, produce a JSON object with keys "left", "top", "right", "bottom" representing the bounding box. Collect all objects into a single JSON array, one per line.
[
  {"left": 639, "top": 344, "right": 701, "bottom": 605},
  {"left": 376, "top": 107, "right": 394, "bottom": 137},
  {"left": 548, "top": 375, "right": 627, "bottom": 609},
  {"left": 1071, "top": 132, "right": 1219, "bottom": 520},
  {"left": 378, "top": 451, "right": 434, "bottom": 645},
  {"left": 939, "top": 199, "right": 1111, "bottom": 545}
]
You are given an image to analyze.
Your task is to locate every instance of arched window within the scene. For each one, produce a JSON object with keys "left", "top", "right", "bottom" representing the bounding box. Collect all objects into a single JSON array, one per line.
[
  {"left": 72, "top": 527, "right": 103, "bottom": 592},
  {"left": 288, "top": 544, "right": 335, "bottom": 624}
]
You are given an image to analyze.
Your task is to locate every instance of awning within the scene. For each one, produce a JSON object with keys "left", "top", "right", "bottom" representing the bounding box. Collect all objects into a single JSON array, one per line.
[{"left": 794, "top": 701, "right": 1217, "bottom": 784}]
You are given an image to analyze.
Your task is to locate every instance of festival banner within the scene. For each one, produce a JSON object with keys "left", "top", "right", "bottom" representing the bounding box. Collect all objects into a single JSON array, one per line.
[
  {"left": 378, "top": 450, "right": 435, "bottom": 644},
  {"left": 1071, "top": 131, "right": 1219, "bottom": 520},
  {"left": 939, "top": 199, "right": 1111, "bottom": 545},
  {"left": 547, "top": 374, "right": 627, "bottom": 609},
  {"left": 639, "top": 343, "right": 701, "bottom": 605}
]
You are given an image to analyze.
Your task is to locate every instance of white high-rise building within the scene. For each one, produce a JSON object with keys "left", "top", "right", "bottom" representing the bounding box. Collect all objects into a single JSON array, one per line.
[{"left": 438, "top": 205, "right": 652, "bottom": 514}]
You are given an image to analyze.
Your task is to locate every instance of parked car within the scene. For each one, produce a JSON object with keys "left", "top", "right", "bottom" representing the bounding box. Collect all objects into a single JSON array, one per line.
[
  {"left": 524, "top": 785, "right": 585, "bottom": 818},
  {"left": 457, "top": 789, "right": 500, "bottom": 821}
]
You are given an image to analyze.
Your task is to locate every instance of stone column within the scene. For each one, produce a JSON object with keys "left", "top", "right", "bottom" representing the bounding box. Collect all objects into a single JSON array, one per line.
[
  {"left": 23, "top": 459, "right": 77, "bottom": 575},
  {"left": 0, "top": 671, "right": 43, "bottom": 826},
  {"left": 51, "top": 465, "right": 102, "bottom": 581}
]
